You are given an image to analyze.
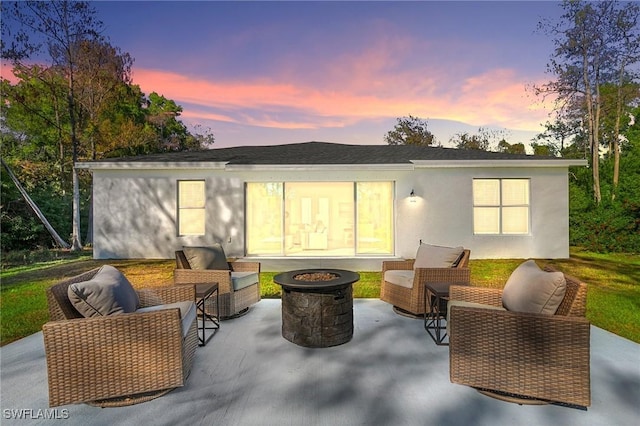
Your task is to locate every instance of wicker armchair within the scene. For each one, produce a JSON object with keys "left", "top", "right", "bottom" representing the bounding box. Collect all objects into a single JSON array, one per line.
[
  {"left": 448, "top": 266, "right": 590, "bottom": 408},
  {"left": 174, "top": 250, "right": 261, "bottom": 319},
  {"left": 380, "top": 249, "right": 471, "bottom": 316},
  {"left": 43, "top": 268, "right": 198, "bottom": 407}
]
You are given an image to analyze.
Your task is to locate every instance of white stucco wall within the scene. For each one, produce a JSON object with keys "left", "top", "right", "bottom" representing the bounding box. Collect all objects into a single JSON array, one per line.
[
  {"left": 397, "top": 167, "right": 570, "bottom": 259},
  {"left": 90, "top": 164, "right": 571, "bottom": 263}
]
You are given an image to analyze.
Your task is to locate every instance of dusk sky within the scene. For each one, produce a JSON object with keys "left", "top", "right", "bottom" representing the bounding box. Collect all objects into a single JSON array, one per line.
[{"left": 17, "top": 1, "right": 568, "bottom": 149}]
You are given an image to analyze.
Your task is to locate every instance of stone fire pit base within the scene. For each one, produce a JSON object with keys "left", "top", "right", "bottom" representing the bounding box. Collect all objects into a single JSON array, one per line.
[
  {"left": 274, "top": 269, "right": 359, "bottom": 348},
  {"left": 281, "top": 285, "right": 353, "bottom": 348}
]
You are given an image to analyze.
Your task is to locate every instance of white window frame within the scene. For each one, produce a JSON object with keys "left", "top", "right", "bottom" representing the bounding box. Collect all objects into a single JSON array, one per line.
[
  {"left": 177, "top": 180, "right": 206, "bottom": 236},
  {"left": 473, "top": 178, "right": 530, "bottom": 235}
]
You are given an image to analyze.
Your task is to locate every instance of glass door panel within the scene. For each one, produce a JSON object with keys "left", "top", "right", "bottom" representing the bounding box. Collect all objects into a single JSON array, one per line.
[
  {"left": 284, "top": 182, "right": 354, "bottom": 256},
  {"left": 246, "top": 183, "right": 283, "bottom": 255},
  {"left": 356, "top": 182, "right": 393, "bottom": 254}
]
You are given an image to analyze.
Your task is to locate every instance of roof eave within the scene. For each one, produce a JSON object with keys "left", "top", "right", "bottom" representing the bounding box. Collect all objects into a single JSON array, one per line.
[
  {"left": 411, "top": 159, "right": 588, "bottom": 168},
  {"left": 223, "top": 163, "right": 415, "bottom": 171},
  {"left": 75, "top": 161, "right": 228, "bottom": 170}
]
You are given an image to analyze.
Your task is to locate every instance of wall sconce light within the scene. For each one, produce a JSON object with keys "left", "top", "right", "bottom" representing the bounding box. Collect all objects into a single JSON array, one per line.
[{"left": 410, "top": 189, "right": 416, "bottom": 203}]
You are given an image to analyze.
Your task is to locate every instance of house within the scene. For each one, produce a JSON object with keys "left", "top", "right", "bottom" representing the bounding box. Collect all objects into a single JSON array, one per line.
[{"left": 76, "top": 142, "right": 586, "bottom": 270}]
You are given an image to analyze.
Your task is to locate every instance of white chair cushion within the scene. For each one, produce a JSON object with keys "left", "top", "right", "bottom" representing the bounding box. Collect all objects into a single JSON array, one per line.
[
  {"left": 137, "top": 301, "right": 196, "bottom": 337},
  {"left": 383, "top": 270, "right": 415, "bottom": 289},
  {"left": 501, "top": 260, "right": 566, "bottom": 315},
  {"left": 414, "top": 244, "right": 464, "bottom": 269}
]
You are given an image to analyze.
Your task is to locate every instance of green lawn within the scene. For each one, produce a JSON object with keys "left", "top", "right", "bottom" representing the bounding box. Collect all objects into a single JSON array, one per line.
[
  {"left": 1, "top": 248, "right": 638, "bottom": 346},
  {"left": 259, "top": 271, "right": 382, "bottom": 298}
]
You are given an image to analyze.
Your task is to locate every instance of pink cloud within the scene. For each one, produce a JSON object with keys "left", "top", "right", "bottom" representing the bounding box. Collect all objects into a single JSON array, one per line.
[
  {"left": 133, "top": 62, "right": 549, "bottom": 133},
  {"left": 0, "top": 41, "right": 547, "bottom": 134},
  {"left": 453, "top": 68, "right": 552, "bottom": 128}
]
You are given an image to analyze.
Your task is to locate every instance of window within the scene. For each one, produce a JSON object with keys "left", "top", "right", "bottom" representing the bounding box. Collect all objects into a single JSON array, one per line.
[
  {"left": 246, "top": 182, "right": 394, "bottom": 256},
  {"left": 178, "top": 180, "right": 205, "bottom": 235},
  {"left": 473, "top": 179, "right": 529, "bottom": 235}
]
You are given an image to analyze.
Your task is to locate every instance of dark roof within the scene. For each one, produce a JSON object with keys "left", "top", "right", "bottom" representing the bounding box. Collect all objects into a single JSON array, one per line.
[{"left": 95, "top": 141, "right": 563, "bottom": 165}]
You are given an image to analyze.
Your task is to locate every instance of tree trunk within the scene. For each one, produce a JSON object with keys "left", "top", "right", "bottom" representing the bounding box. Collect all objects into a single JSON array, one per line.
[
  {"left": 1, "top": 159, "right": 70, "bottom": 249},
  {"left": 582, "top": 35, "right": 601, "bottom": 204},
  {"left": 612, "top": 64, "right": 625, "bottom": 201},
  {"left": 593, "top": 80, "right": 602, "bottom": 205},
  {"left": 67, "top": 46, "right": 83, "bottom": 251},
  {"left": 70, "top": 166, "right": 83, "bottom": 250}
]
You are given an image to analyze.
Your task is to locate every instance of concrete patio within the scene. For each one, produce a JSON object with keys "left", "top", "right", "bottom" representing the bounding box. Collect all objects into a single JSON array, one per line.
[{"left": 1, "top": 299, "right": 639, "bottom": 426}]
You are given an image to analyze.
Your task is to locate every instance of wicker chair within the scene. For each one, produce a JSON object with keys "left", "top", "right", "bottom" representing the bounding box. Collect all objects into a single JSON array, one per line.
[
  {"left": 380, "top": 249, "right": 471, "bottom": 316},
  {"left": 174, "top": 250, "right": 261, "bottom": 319},
  {"left": 43, "top": 268, "right": 198, "bottom": 407},
  {"left": 448, "top": 266, "right": 590, "bottom": 408}
]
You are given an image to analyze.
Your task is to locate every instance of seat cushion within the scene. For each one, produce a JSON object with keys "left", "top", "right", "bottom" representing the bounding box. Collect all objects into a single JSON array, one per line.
[
  {"left": 67, "top": 265, "right": 140, "bottom": 317},
  {"left": 183, "top": 244, "right": 230, "bottom": 270},
  {"left": 502, "top": 260, "right": 567, "bottom": 315},
  {"left": 383, "top": 270, "right": 415, "bottom": 289},
  {"left": 231, "top": 272, "right": 259, "bottom": 291},
  {"left": 137, "top": 301, "right": 196, "bottom": 337},
  {"left": 414, "top": 244, "right": 464, "bottom": 269}
]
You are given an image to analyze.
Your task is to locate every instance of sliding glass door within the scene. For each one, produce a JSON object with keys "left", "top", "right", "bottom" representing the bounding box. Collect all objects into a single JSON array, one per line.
[{"left": 246, "top": 181, "right": 394, "bottom": 257}]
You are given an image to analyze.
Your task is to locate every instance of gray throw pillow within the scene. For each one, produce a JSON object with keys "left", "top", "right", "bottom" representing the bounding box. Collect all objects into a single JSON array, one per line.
[
  {"left": 68, "top": 265, "right": 140, "bottom": 317},
  {"left": 183, "top": 244, "right": 229, "bottom": 270},
  {"left": 502, "top": 260, "right": 566, "bottom": 315}
]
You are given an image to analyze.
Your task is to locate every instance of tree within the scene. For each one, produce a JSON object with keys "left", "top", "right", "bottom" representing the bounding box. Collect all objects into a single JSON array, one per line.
[
  {"left": 497, "top": 141, "right": 526, "bottom": 154},
  {"left": 537, "top": 0, "right": 640, "bottom": 204},
  {"left": 2, "top": 0, "right": 106, "bottom": 250},
  {"left": 450, "top": 132, "right": 488, "bottom": 151},
  {"left": 73, "top": 38, "right": 134, "bottom": 160},
  {"left": 1, "top": 158, "right": 69, "bottom": 248},
  {"left": 146, "top": 92, "right": 194, "bottom": 151},
  {"left": 530, "top": 141, "right": 558, "bottom": 157},
  {"left": 384, "top": 116, "right": 436, "bottom": 146},
  {"left": 535, "top": 112, "right": 583, "bottom": 155},
  {"left": 1, "top": 1, "right": 214, "bottom": 252},
  {"left": 449, "top": 127, "right": 509, "bottom": 151},
  {"left": 0, "top": 65, "right": 69, "bottom": 173},
  {"left": 608, "top": 3, "right": 640, "bottom": 200}
]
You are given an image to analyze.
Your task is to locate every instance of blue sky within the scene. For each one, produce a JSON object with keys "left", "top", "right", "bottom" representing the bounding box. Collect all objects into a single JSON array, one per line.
[{"left": 94, "top": 1, "right": 563, "bottom": 148}]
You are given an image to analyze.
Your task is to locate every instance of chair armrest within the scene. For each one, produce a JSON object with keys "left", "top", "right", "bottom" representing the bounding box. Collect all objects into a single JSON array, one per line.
[
  {"left": 382, "top": 260, "right": 414, "bottom": 273},
  {"left": 174, "top": 268, "right": 233, "bottom": 294},
  {"left": 449, "top": 306, "right": 591, "bottom": 407},
  {"left": 449, "top": 285, "right": 502, "bottom": 307},
  {"left": 43, "top": 309, "right": 184, "bottom": 407},
  {"left": 138, "top": 285, "right": 195, "bottom": 308},
  {"left": 230, "top": 261, "right": 261, "bottom": 273},
  {"left": 414, "top": 267, "right": 470, "bottom": 284}
]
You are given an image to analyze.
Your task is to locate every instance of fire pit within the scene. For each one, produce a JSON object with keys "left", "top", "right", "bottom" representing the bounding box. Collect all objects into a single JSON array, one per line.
[{"left": 274, "top": 269, "right": 360, "bottom": 348}]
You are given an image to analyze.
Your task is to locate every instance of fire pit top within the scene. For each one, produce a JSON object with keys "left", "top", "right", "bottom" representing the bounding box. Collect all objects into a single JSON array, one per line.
[{"left": 274, "top": 269, "right": 360, "bottom": 291}]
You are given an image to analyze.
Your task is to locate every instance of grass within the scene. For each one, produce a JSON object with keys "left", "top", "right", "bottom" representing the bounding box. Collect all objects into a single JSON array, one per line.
[{"left": 1, "top": 248, "right": 639, "bottom": 346}]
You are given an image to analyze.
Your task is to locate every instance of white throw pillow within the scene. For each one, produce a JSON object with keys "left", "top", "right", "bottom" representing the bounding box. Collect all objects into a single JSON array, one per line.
[
  {"left": 501, "top": 260, "right": 566, "bottom": 315},
  {"left": 414, "top": 244, "right": 464, "bottom": 269}
]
